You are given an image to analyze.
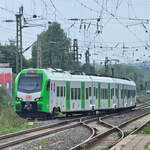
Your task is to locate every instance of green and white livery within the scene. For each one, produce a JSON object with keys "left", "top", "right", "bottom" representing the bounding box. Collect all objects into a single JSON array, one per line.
[{"left": 14, "top": 68, "right": 136, "bottom": 116}]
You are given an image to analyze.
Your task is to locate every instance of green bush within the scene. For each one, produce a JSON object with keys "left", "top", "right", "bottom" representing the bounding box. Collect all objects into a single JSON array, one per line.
[
  {"left": 0, "top": 88, "right": 37, "bottom": 135},
  {"left": 139, "top": 124, "right": 150, "bottom": 134},
  {"left": 0, "top": 87, "right": 12, "bottom": 110}
]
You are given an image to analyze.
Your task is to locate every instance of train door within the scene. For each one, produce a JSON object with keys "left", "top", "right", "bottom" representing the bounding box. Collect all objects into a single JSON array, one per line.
[
  {"left": 124, "top": 85, "right": 127, "bottom": 108},
  {"left": 115, "top": 84, "right": 119, "bottom": 108},
  {"left": 119, "top": 84, "right": 123, "bottom": 108},
  {"left": 85, "top": 82, "right": 91, "bottom": 110},
  {"left": 121, "top": 85, "right": 124, "bottom": 108},
  {"left": 92, "top": 82, "right": 98, "bottom": 110},
  {"left": 58, "top": 81, "right": 66, "bottom": 112},
  {"left": 127, "top": 86, "right": 130, "bottom": 107},
  {"left": 110, "top": 84, "right": 115, "bottom": 109},
  {"left": 70, "top": 81, "right": 81, "bottom": 111},
  {"left": 101, "top": 83, "right": 108, "bottom": 109},
  {"left": 50, "top": 81, "right": 56, "bottom": 113},
  {"left": 129, "top": 86, "right": 132, "bottom": 107}
]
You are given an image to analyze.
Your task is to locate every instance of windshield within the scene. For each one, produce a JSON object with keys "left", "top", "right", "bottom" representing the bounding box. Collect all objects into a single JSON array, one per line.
[{"left": 18, "top": 74, "right": 42, "bottom": 93}]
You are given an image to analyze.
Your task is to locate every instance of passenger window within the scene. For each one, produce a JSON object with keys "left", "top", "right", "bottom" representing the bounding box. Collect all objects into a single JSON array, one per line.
[
  {"left": 101, "top": 89, "right": 103, "bottom": 99},
  {"left": 57, "top": 87, "right": 59, "bottom": 97},
  {"left": 71, "top": 88, "right": 74, "bottom": 100},
  {"left": 115, "top": 88, "right": 119, "bottom": 99},
  {"left": 111, "top": 88, "right": 114, "bottom": 99},
  {"left": 78, "top": 88, "right": 80, "bottom": 99},
  {"left": 61, "top": 86, "right": 63, "bottom": 97},
  {"left": 75, "top": 88, "right": 77, "bottom": 100},
  {"left": 94, "top": 87, "right": 96, "bottom": 96},
  {"left": 105, "top": 89, "right": 108, "bottom": 99},
  {"left": 47, "top": 80, "right": 50, "bottom": 91},
  {"left": 64, "top": 87, "right": 66, "bottom": 97},
  {"left": 96, "top": 88, "right": 98, "bottom": 99},
  {"left": 89, "top": 87, "right": 91, "bottom": 96},
  {"left": 86, "top": 88, "right": 89, "bottom": 99}
]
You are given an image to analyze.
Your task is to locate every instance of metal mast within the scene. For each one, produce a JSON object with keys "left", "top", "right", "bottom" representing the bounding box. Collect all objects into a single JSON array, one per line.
[{"left": 16, "top": 6, "right": 23, "bottom": 73}]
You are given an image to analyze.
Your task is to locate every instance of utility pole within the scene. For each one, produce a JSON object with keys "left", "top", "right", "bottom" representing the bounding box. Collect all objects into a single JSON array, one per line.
[
  {"left": 37, "top": 35, "right": 42, "bottom": 68},
  {"left": 3, "top": 6, "right": 44, "bottom": 73},
  {"left": 104, "top": 57, "right": 109, "bottom": 74},
  {"left": 104, "top": 57, "right": 119, "bottom": 76},
  {"left": 85, "top": 48, "right": 90, "bottom": 64},
  {"left": 73, "top": 39, "right": 79, "bottom": 63},
  {"left": 16, "top": 6, "right": 23, "bottom": 73}
]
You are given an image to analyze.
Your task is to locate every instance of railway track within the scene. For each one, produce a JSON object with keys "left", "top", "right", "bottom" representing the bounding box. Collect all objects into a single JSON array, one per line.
[
  {"left": 0, "top": 116, "right": 101, "bottom": 149},
  {"left": 0, "top": 118, "right": 82, "bottom": 149},
  {"left": 1, "top": 101, "right": 150, "bottom": 150},
  {"left": 70, "top": 108, "right": 150, "bottom": 150}
]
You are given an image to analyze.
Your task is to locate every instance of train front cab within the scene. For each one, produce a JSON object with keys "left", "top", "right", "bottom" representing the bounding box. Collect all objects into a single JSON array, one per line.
[{"left": 14, "top": 69, "right": 50, "bottom": 117}]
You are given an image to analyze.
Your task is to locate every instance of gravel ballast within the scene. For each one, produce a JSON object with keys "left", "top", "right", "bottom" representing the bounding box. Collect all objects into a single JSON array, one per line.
[{"left": 12, "top": 126, "right": 91, "bottom": 150}]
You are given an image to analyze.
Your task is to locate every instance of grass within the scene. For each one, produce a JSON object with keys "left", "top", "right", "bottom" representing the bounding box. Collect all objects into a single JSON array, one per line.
[
  {"left": 117, "top": 130, "right": 132, "bottom": 138},
  {"left": 144, "top": 141, "right": 150, "bottom": 150},
  {"left": 0, "top": 88, "right": 37, "bottom": 135},
  {"left": 57, "top": 112, "right": 66, "bottom": 117},
  {"left": 139, "top": 124, "right": 150, "bottom": 134}
]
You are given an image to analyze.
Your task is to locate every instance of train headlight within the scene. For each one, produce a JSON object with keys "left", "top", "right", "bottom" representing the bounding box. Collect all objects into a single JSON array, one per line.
[
  {"left": 35, "top": 97, "right": 42, "bottom": 101},
  {"left": 16, "top": 97, "right": 23, "bottom": 101}
]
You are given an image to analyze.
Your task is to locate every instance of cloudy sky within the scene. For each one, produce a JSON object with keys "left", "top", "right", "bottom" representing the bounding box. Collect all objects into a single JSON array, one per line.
[{"left": 0, "top": 0, "right": 150, "bottom": 64}]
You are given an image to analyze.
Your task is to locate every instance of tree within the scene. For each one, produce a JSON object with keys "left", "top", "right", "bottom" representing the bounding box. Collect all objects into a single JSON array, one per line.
[
  {"left": 79, "top": 64, "right": 95, "bottom": 74},
  {"left": 0, "top": 40, "right": 29, "bottom": 73},
  {"left": 98, "top": 64, "right": 144, "bottom": 92},
  {"left": 32, "top": 22, "right": 75, "bottom": 70}
]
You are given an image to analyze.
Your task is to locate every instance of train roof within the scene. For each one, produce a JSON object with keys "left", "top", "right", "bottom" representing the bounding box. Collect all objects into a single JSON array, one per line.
[{"left": 20, "top": 68, "right": 136, "bottom": 86}]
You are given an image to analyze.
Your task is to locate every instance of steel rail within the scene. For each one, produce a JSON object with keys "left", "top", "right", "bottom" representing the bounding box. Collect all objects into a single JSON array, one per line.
[
  {"left": 69, "top": 110, "right": 150, "bottom": 150},
  {"left": 0, "top": 116, "right": 98, "bottom": 149},
  {"left": 0, "top": 118, "right": 80, "bottom": 140}
]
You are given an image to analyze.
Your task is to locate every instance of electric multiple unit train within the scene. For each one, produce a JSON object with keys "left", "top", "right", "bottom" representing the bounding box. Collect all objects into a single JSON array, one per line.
[{"left": 14, "top": 68, "right": 136, "bottom": 117}]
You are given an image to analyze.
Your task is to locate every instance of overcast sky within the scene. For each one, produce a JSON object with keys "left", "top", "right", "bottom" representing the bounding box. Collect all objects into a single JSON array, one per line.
[{"left": 0, "top": 0, "right": 150, "bottom": 64}]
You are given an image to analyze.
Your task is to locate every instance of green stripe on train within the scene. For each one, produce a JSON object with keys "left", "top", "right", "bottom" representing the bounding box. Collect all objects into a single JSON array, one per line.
[
  {"left": 108, "top": 83, "right": 110, "bottom": 107},
  {"left": 66, "top": 81, "right": 70, "bottom": 110},
  {"left": 81, "top": 82, "right": 85, "bottom": 109},
  {"left": 98, "top": 83, "right": 101, "bottom": 108}
]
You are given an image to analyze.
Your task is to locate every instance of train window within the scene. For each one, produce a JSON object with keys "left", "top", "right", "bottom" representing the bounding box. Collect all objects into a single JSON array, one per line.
[
  {"left": 18, "top": 74, "right": 42, "bottom": 93},
  {"left": 121, "top": 89, "right": 123, "bottom": 99},
  {"left": 111, "top": 88, "right": 114, "bottom": 99},
  {"left": 105, "top": 89, "right": 108, "bottom": 99},
  {"left": 57, "top": 87, "right": 60, "bottom": 97},
  {"left": 89, "top": 87, "right": 91, "bottom": 96},
  {"left": 78, "top": 88, "right": 81, "bottom": 99},
  {"left": 71, "top": 88, "right": 74, "bottom": 100},
  {"left": 96, "top": 88, "right": 98, "bottom": 99},
  {"left": 94, "top": 87, "right": 96, "bottom": 96},
  {"left": 101, "top": 89, "right": 103, "bottom": 99},
  {"left": 115, "top": 88, "right": 119, "bottom": 99},
  {"left": 127, "top": 90, "right": 130, "bottom": 98},
  {"left": 86, "top": 88, "right": 89, "bottom": 99},
  {"left": 133, "top": 90, "right": 136, "bottom": 97},
  {"left": 125, "top": 89, "right": 127, "bottom": 96},
  {"left": 101, "top": 88, "right": 107, "bottom": 99},
  {"left": 64, "top": 87, "right": 66, "bottom": 97},
  {"left": 75, "top": 88, "right": 77, "bottom": 100},
  {"left": 123, "top": 89, "right": 125, "bottom": 98},
  {"left": 61, "top": 86, "right": 63, "bottom": 97},
  {"left": 47, "top": 80, "right": 50, "bottom": 91}
]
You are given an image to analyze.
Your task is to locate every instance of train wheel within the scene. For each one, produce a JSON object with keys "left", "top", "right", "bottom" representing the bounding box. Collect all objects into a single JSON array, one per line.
[{"left": 52, "top": 107, "right": 59, "bottom": 116}]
